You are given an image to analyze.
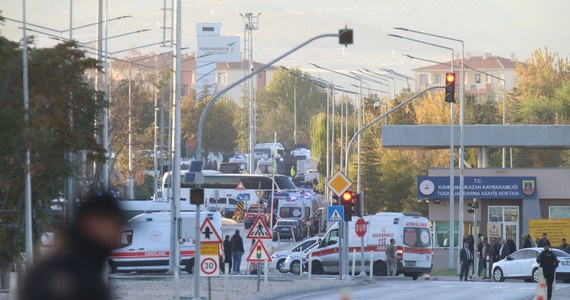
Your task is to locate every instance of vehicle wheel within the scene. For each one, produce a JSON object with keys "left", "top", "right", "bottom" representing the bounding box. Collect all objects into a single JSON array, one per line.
[
  {"left": 277, "top": 259, "right": 288, "bottom": 273},
  {"left": 532, "top": 268, "right": 539, "bottom": 283},
  {"left": 107, "top": 260, "right": 117, "bottom": 274},
  {"left": 311, "top": 261, "right": 324, "bottom": 274},
  {"left": 186, "top": 258, "right": 195, "bottom": 274},
  {"left": 411, "top": 274, "right": 419, "bottom": 280},
  {"left": 373, "top": 261, "right": 387, "bottom": 276},
  {"left": 493, "top": 267, "right": 505, "bottom": 282},
  {"left": 291, "top": 260, "right": 302, "bottom": 275}
]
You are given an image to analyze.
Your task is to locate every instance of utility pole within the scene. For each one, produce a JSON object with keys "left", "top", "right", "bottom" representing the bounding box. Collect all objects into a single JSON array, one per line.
[
  {"left": 240, "top": 13, "right": 260, "bottom": 173},
  {"left": 22, "top": 0, "right": 33, "bottom": 267}
]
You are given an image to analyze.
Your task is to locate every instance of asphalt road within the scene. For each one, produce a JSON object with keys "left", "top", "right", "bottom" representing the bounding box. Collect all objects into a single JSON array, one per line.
[{"left": 276, "top": 279, "right": 570, "bottom": 300}]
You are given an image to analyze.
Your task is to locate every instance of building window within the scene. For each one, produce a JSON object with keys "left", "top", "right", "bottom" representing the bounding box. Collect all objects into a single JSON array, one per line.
[
  {"left": 433, "top": 221, "right": 458, "bottom": 248},
  {"left": 475, "top": 73, "right": 481, "bottom": 84},
  {"left": 434, "top": 74, "right": 442, "bottom": 84},
  {"left": 488, "top": 206, "right": 519, "bottom": 222},
  {"left": 217, "top": 72, "right": 227, "bottom": 85},
  {"left": 419, "top": 74, "right": 428, "bottom": 87},
  {"left": 549, "top": 206, "right": 570, "bottom": 219}
]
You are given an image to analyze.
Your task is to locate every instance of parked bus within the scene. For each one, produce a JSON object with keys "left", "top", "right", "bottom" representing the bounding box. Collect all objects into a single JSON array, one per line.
[{"left": 161, "top": 171, "right": 299, "bottom": 210}]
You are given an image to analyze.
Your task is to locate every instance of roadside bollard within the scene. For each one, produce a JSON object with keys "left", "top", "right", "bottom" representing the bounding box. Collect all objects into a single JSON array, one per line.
[
  {"left": 352, "top": 249, "right": 357, "bottom": 276},
  {"left": 292, "top": 229, "right": 296, "bottom": 243},
  {"left": 264, "top": 258, "right": 269, "bottom": 286},
  {"left": 369, "top": 252, "right": 374, "bottom": 281},
  {"left": 308, "top": 252, "right": 312, "bottom": 281},
  {"left": 224, "top": 263, "right": 229, "bottom": 300},
  {"left": 536, "top": 267, "right": 546, "bottom": 300}
]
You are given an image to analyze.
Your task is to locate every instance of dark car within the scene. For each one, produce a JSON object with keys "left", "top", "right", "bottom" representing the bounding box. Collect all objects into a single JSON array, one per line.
[
  {"left": 293, "top": 172, "right": 305, "bottom": 186},
  {"left": 272, "top": 219, "right": 302, "bottom": 241}
]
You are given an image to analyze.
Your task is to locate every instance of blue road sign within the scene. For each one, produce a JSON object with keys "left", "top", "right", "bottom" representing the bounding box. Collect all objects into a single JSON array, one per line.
[
  {"left": 237, "top": 193, "right": 250, "bottom": 201},
  {"left": 327, "top": 205, "right": 344, "bottom": 222}
]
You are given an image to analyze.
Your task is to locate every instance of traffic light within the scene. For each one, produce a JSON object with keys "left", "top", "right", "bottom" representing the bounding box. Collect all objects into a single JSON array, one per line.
[
  {"left": 353, "top": 193, "right": 362, "bottom": 217},
  {"left": 341, "top": 191, "right": 353, "bottom": 220},
  {"left": 190, "top": 188, "right": 204, "bottom": 205},
  {"left": 445, "top": 72, "right": 456, "bottom": 103},
  {"left": 339, "top": 27, "right": 353, "bottom": 46}
]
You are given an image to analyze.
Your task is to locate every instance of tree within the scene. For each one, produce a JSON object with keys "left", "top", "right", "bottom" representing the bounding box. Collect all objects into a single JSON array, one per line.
[
  {"left": 256, "top": 68, "right": 327, "bottom": 148},
  {"left": 0, "top": 36, "right": 103, "bottom": 276},
  {"left": 181, "top": 96, "right": 239, "bottom": 159}
]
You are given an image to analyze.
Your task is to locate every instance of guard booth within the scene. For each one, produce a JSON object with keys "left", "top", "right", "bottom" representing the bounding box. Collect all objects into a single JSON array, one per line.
[{"left": 420, "top": 168, "right": 570, "bottom": 271}]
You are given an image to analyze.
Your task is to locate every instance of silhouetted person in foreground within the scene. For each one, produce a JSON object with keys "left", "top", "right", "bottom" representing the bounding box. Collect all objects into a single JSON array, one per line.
[{"left": 21, "top": 192, "right": 126, "bottom": 300}]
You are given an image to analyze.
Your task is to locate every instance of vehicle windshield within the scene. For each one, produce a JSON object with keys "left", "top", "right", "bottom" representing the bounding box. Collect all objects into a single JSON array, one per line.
[
  {"left": 275, "top": 176, "right": 297, "bottom": 190},
  {"left": 279, "top": 207, "right": 303, "bottom": 218},
  {"left": 321, "top": 228, "right": 339, "bottom": 247},
  {"left": 403, "top": 227, "right": 431, "bottom": 247}
]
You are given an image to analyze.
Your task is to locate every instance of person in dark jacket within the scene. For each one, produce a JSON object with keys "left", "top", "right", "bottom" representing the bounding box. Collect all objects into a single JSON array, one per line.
[
  {"left": 459, "top": 241, "right": 473, "bottom": 281},
  {"left": 506, "top": 236, "right": 517, "bottom": 255},
  {"left": 537, "top": 242, "right": 559, "bottom": 300},
  {"left": 522, "top": 234, "right": 532, "bottom": 249},
  {"left": 223, "top": 235, "right": 232, "bottom": 274},
  {"left": 498, "top": 239, "right": 510, "bottom": 260},
  {"left": 538, "top": 233, "right": 551, "bottom": 248},
  {"left": 21, "top": 192, "right": 126, "bottom": 300},
  {"left": 230, "top": 229, "right": 245, "bottom": 274}
]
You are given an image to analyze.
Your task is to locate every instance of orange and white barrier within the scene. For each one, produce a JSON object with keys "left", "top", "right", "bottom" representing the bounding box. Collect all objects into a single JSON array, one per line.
[{"left": 536, "top": 267, "right": 547, "bottom": 300}]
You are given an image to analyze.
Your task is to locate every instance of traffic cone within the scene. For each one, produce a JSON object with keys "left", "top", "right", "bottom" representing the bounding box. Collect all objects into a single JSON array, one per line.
[
  {"left": 536, "top": 268, "right": 547, "bottom": 300},
  {"left": 424, "top": 272, "right": 431, "bottom": 280},
  {"left": 340, "top": 287, "right": 351, "bottom": 300}
]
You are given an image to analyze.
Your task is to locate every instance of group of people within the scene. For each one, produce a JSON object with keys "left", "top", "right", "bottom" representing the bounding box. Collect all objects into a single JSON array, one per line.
[
  {"left": 223, "top": 230, "right": 245, "bottom": 275},
  {"left": 459, "top": 232, "right": 568, "bottom": 283}
]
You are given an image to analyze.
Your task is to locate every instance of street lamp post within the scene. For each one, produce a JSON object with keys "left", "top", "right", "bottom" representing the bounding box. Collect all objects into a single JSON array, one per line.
[
  {"left": 394, "top": 26, "right": 468, "bottom": 275},
  {"left": 388, "top": 33, "right": 456, "bottom": 270},
  {"left": 196, "top": 33, "right": 341, "bottom": 161}
]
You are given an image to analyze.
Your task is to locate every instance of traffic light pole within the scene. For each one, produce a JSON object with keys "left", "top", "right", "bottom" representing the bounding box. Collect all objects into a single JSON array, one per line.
[
  {"left": 342, "top": 86, "right": 445, "bottom": 278},
  {"left": 359, "top": 192, "right": 366, "bottom": 277}
]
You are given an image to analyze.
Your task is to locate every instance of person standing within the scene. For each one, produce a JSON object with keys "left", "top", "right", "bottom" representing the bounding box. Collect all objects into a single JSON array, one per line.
[
  {"left": 21, "top": 192, "right": 126, "bottom": 300},
  {"left": 223, "top": 235, "right": 232, "bottom": 274},
  {"left": 482, "top": 238, "right": 493, "bottom": 279},
  {"left": 538, "top": 233, "right": 551, "bottom": 247},
  {"left": 459, "top": 241, "right": 473, "bottom": 281},
  {"left": 528, "top": 234, "right": 536, "bottom": 247},
  {"left": 499, "top": 239, "right": 510, "bottom": 260},
  {"left": 230, "top": 229, "right": 244, "bottom": 274},
  {"left": 506, "top": 236, "right": 517, "bottom": 255},
  {"left": 537, "top": 242, "right": 559, "bottom": 300},
  {"left": 560, "top": 238, "right": 570, "bottom": 253},
  {"left": 522, "top": 234, "right": 532, "bottom": 249},
  {"left": 386, "top": 239, "right": 397, "bottom": 276}
]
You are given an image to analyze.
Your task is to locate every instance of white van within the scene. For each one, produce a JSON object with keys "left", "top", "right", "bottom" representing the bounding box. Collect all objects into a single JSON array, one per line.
[
  {"left": 309, "top": 212, "right": 432, "bottom": 280},
  {"left": 108, "top": 211, "right": 222, "bottom": 274}
]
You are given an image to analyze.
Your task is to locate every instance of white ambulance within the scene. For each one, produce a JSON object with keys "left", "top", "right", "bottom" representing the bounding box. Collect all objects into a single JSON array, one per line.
[
  {"left": 108, "top": 211, "right": 222, "bottom": 274},
  {"left": 309, "top": 212, "right": 432, "bottom": 280}
]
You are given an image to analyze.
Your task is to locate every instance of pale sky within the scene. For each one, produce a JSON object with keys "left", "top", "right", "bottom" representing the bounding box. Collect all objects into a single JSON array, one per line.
[{"left": 3, "top": 0, "right": 570, "bottom": 87}]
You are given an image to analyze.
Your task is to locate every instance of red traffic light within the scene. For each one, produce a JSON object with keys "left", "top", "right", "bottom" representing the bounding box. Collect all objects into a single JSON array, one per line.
[
  {"left": 445, "top": 72, "right": 456, "bottom": 103},
  {"left": 341, "top": 191, "right": 352, "bottom": 203}
]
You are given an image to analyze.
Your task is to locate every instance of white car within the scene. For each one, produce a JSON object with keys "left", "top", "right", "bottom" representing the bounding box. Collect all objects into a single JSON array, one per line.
[
  {"left": 269, "top": 237, "right": 320, "bottom": 273},
  {"left": 282, "top": 241, "right": 320, "bottom": 274},
  {"left": 492, "top": 247, "right": 570, "bottom": 283}
]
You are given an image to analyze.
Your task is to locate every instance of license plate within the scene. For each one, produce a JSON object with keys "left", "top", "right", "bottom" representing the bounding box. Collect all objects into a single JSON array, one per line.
[{"left": 405, "top": 261, "right": 416, "bottom": 267}]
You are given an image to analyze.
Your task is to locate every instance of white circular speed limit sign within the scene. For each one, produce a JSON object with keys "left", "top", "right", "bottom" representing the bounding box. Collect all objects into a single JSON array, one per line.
[{"left": 200, "top": 255, "right": 219, "bottom": 277}]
